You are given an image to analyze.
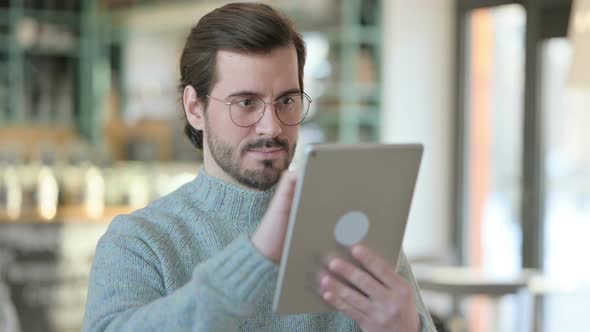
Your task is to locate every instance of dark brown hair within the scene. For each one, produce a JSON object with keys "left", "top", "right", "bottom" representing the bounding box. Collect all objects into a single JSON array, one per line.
[{"left": 179, "top": 2, "right": 306, "bottom": 150}]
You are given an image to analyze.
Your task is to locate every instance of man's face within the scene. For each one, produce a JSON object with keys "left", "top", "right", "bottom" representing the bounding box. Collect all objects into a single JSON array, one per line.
[{"left": 202, "top": 45, "right": 300, "bottom": 190}]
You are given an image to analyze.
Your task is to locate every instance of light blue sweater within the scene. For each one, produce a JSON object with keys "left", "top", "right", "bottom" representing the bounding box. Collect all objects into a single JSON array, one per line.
[{"left": 83, "top": 169, "right": 436, "bottom": 331}]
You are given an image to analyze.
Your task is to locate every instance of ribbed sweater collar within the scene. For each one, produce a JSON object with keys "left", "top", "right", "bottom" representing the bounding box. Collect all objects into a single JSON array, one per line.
[{"left": 186, "top": 168, "right": 275, "bottom": 227}]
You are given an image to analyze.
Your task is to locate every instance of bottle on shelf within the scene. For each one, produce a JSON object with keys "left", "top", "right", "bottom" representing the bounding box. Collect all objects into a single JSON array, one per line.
[
  {"left": 84, "top": 165, "right": 105, "bottom": 220},
  {"left": 1, "top": 165, "right": 23, "bottom": 221},
  {"left": 36, "top": 165, "right": 58, "bottom": 221}
]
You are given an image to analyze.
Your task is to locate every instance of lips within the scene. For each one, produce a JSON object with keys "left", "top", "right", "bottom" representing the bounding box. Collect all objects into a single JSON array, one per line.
[
  {"left": 247, "top": 147, "right": 286, "bottom": 159},
  {"left": 249, "top": 147, "right": 284, "bottom": 153},
  {"left": 242, "top": 138, "right": 289, "bottom": 158}
]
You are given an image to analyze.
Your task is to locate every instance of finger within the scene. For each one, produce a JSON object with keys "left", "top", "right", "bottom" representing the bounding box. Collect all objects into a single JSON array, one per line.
[
  {"left": 350, "top": 245, "right": 400, "bottom": 289},
  {"left": 266, "top": 171, "right": 298, "bottom": 220},
  {"left": 280, "top": 169, "right": 298, "bottom": 189},
  {"left": 322, "top": 291, "right": 366, "bottom": 324},
  {"left": 320, "top": 274, "right": 373, "bottom": 315},
  {"left": 327, "top": 258, "right": 387, "bottom": 301},
  {"left": 269, "top": 171, "right": 298, "bottom": 212},
  {"left": 276, "top": 170, "right": 298, "bottom": 197},
  {"left": 252, "top": 171, "right": 299, "bottom": 263}
]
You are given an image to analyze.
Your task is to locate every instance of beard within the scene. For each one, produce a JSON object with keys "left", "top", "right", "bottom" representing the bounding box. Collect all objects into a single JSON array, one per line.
[{"left": 204, "top": 120, "right": 296, "bottom": 191}]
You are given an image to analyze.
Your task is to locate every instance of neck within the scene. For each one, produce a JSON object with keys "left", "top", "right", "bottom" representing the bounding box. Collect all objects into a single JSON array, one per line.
[{"left": 187, "top": 167, "right": 275, "bottom": 229}]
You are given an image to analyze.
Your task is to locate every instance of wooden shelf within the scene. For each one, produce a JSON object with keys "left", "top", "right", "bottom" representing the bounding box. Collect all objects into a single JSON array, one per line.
[
  {"left": 0, "top": 205, "right": 135, "bottom": 224},
  {"left": 0, "top": 125, "right": 79, "bottom": 161}
]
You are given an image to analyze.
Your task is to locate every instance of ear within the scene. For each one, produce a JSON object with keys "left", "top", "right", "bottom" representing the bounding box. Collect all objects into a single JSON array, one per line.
[{"left": 183, "top": 85, "right": 205, "bottom": 131}]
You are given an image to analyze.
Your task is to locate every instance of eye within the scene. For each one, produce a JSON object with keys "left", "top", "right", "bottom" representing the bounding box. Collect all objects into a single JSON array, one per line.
[
  {"left": 277, "top": 96, "right": 295, "bottom": 105},
  {"left": 235, "top": 97, "right": 257, "bottom": 108}
]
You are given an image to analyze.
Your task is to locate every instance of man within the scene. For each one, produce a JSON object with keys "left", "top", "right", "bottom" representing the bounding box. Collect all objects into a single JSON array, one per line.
[{"left": 83, "top": 3, "right": 436, "bottom": 331}]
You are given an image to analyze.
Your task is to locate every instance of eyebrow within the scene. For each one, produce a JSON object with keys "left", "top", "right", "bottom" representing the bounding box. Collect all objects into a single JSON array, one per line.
[{"left": 226, "top": 88, "right": 302, "bottom": 99}]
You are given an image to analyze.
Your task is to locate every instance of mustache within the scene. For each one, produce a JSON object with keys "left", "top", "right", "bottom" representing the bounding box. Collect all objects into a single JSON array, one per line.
[{"left": 242, "top": 138, "right": 289, "bottom": 154}]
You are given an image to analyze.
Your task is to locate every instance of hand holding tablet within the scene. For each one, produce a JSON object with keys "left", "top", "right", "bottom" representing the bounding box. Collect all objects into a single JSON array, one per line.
[{"left": 272, "top": 143, "right": 424, "bottom": 315}]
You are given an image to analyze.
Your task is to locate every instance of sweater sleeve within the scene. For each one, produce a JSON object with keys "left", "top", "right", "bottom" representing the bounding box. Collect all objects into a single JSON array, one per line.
[
  {"left": 397, "top": 252, "right": 438, "bottom": 332},
  {"left": 82, "top": 220, "right": 277, "bottom": 332}
]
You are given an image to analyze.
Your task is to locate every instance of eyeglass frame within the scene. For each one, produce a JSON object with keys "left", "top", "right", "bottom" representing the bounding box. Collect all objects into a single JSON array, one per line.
[{"left": 204, "top": 91, "right": 312, "bottom": 128}]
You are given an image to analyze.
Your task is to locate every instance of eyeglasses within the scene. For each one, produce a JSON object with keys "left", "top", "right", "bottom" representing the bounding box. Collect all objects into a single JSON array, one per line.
[{"left": 205, "top": 92, "right": 312, "bottom": 127}]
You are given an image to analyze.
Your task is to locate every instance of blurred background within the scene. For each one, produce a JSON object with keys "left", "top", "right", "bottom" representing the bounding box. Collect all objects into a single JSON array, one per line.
[{"left": 0, "top": 0, "right": 589, "bottom": 331}]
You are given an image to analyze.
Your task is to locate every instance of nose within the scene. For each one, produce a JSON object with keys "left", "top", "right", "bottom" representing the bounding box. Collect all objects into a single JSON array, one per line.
[{"left": 255, "top": 104, "right": 283, "bottom": 137}]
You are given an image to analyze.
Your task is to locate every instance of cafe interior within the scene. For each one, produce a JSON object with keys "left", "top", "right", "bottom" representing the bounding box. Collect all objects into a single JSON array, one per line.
[{"left": 1, "top": 0, "right": 589, "bottom": 331}]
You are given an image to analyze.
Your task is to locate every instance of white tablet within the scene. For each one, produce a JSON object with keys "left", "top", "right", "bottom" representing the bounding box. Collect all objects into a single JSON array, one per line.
[{"left": 273, "top": 143, "right": 423, "bottom": 314}]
